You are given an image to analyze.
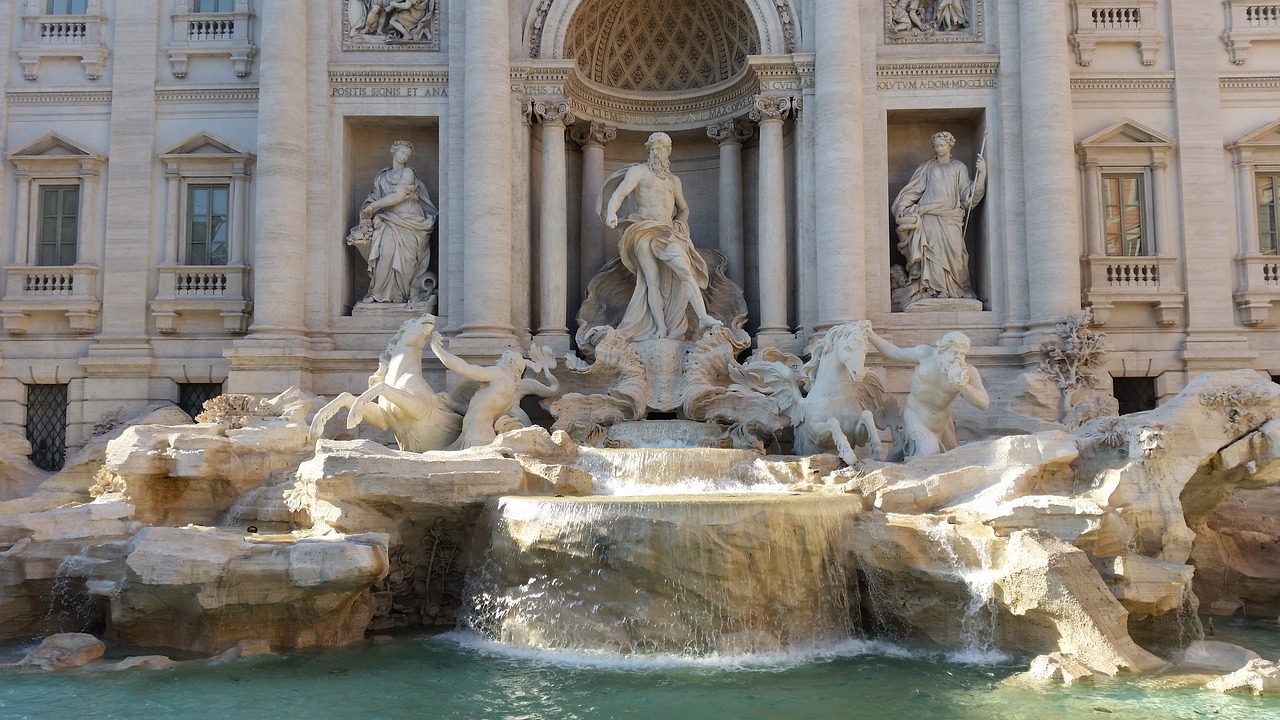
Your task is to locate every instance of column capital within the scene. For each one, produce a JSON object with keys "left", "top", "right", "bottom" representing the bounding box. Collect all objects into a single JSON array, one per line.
[
  {"left": 750, "top": 95, "right": 797, "bottom": 123},
  {"left": 530, "top": 98, "right": 575, "bottom": 126},
  {"left": 570, "top": 120, "right": 617, "bottom": 148},
  {"left": 706, "top": 117, "right": 754, "bottom": 145}
]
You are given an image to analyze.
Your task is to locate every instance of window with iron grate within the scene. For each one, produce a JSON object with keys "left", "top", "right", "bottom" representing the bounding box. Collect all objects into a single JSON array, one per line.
[
  {"left": 1112, "top": 376, "right": 1157, "bottom": 416},
  {"left": 25, "top": 383, "right": 68, "bottom": 472},
  {"left": 178, "top": 382, "right": 224, "bottom": 420}
]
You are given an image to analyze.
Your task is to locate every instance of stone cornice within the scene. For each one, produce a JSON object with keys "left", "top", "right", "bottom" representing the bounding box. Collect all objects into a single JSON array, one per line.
[
  {"left": 6, "top": 89, "right": 111, "bottom": 105},
  {"left": 1220, "top": 75, "right": 1280, "bottom": 91},
  {"left": 328, "top": 68, "right": 449, "bottom": 86},
  {"left": 565, "top": 67, "right": 759, "bottom": 131},
  {"left": 876, "top": 57, "right": 999, "bottom": 79},
  {"left": 1070, "top": 75, "right": 1174, "bottom": 92},
  {"left": 156, "top": 87, "right": 259, "bottom": 103}
]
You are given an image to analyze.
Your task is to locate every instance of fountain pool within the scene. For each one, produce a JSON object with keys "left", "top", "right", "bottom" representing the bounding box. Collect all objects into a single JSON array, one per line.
[{"left": 2, "top": 621, "right": 1278, "bottom": 720}]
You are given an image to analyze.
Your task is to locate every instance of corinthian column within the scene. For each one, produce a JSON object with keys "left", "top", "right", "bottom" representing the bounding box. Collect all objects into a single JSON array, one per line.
[
  {"left": 571, "top": 121, "right": 616, "bottom": 295},
  {"left": 459, "top": 0, "right": 515, "bottom": 342},
  {"left": 533, "top": 99, "right": 575, "bottom": 352},
  {"left": 707, "top": 118, "right": 753, "bottom": 288},
  {"left": 245, "top": 0, "right": 309, "bottom": 339},
  {"left": 813, "top": 0, "right": 864, "bottom": 328},
  {"left": 1019, "top": 0, "right": 1081, "bottom": 331},
  {"left": 752, "top": 97, "right": 794, "bottom": 347}
]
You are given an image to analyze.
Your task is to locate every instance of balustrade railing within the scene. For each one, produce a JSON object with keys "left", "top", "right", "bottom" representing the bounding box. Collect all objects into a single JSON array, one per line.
[
  {"left": 39, "top": 21, "right": 88, "bottom": 43},
  {"left": 1091, "top": 7, "right": 1142, "bottom": 29},
  {"left": 187, "top": 18, "right": 236, "bottom": 42},
  {"left": 174, "top": 270, "right": 231, "bottom": 296},
  {"left": 21, "top": 270, "right": 76, "bottom": 297},
  {"left": 1247, "top": 5, "right": 1280, "bottom": 26},
  {"left": 1103, "top": 260, "right": 1161, "bottom": 287}
]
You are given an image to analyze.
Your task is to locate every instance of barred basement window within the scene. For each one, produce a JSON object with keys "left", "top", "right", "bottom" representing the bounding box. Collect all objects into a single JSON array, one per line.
[
  {"left": 1112, "top": 376, "right": 1157, "bottom": 416},
  {"left": 25, "top": 383, "right": 68, "bottom": 472},
  {"left": 179, "top": 382, "right": 224, "bottom": 420}
]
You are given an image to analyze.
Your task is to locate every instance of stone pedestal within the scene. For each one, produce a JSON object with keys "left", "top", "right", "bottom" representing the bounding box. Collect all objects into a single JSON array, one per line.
[{"left": 903, "top": 298, "right": 984, "bottom": 314}]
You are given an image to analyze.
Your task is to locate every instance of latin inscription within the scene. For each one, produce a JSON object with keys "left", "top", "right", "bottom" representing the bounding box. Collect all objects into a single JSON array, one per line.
[
  {"left": 330, "top": 86, "right": 448, "bottom": 98},
  {"left": 876, "top": 78, "right": 997, "bottom": 91}
]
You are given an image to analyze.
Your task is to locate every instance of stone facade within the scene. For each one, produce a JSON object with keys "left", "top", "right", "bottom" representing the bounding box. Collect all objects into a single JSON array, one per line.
[{"left": 2, "top": 1, "right": 1280, "bottom": 454}]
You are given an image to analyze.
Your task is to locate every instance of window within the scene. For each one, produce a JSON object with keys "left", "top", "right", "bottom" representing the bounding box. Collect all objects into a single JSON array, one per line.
[
  {"left": 1112, "top": 376, "right": 1157, "bottom": 416},
  {"left": 186, "top": 184, "right": 229, "bottom": 265},
  {"left": 178, "top": 382, "right": 223, "bottom": 419},
  {"left": 1103, "top": 174, "right": 1148, "bottom": 256},
  {"left": 37, "top": 185, "right": 80, "bottom": 266},
  {"left": 47, "top": 0, "right": 87, "bottom": 13},
  {"left": 193, "top": 0, "right": 233, "bottom": 11},
  {"left": 1260, "top": 173, "right": 1279, "bottom": 255},
  {"left": 26, "top": 383, "right": 68, "bottom": 472}
]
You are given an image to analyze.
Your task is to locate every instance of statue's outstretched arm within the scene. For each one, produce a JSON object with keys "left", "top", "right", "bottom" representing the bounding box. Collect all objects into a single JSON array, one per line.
[
  {"left": 959, "top": 366, "right": 991, "bottom": 410},
  {"left": 866, "top": 329, "right": 925, "bottom": 364}
]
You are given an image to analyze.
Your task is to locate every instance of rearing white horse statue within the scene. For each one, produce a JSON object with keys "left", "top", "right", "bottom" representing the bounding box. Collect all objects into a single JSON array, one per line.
[
  {"left": 309, "top": 313, "right": 463, "bottom": 452},
  {"left": 733, "top": 320, "right": 886, "bottom": 464}
]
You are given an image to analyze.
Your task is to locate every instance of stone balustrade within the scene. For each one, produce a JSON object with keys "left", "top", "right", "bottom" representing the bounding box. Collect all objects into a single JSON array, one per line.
[
  {"left": 152, "top": 265, "right": 252, "bottom": 333},
  {"left": 1233, "top": 255, "right": 1280, "bottom": 325},
  {"left": 19, "top": 8, "right": 108, "bottom": 80},
  {"left": 1083, "top": 255, "right": 1183, "bottom": 326},
  {"left": 0, "top": 265, "right": 101, "bottom": 334},
  {"left": 1070, "top": 0, "right": 1161, "bottom": 65},
  {"left": 1224, "top": 1, "right": 1280, "bottom": 63},
  {"left": 166, "top": 4, "right": 256, "bottom": 78}
]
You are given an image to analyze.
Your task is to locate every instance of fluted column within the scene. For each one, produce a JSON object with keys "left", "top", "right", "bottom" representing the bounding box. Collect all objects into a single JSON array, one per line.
[
  {"left": 533, "top": 99, "right": 574, "bottom": 351},
  {"left": 813, "top": 0, "right": 863, "bottom": 328},
  {"left": 572, "top": 121, "right": 616, "bottom": 293},
  {"left": 752, "top": 96, "right": 794, "bottom": 347},
  {"left": 707, "top": 118, "right": 753, "bottom": 287},
  {"left": 1019, "top": 0, "right": 1082, "bottom": 331},
  {"left": 246, "top": 0, "right": 308, "bottom": 338},
  {"left": 459, "top": 0, "right": 515, "bottom": 341}
]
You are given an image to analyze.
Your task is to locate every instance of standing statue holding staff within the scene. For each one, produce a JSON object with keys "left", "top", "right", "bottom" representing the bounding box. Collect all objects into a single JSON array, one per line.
[
  {"left": 599, "top": 132, "right": 722, "bottom": 341},
  {"left": 892, "top": 131, "right": 986, "bottom": 303},
  {"left": 865, "top": 328, "right": 990, "bottom": 458}
]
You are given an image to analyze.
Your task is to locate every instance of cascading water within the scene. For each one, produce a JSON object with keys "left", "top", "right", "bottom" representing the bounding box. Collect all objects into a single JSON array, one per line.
[{"left": 460, "top": 493, "right": 864, "bottom": 656}]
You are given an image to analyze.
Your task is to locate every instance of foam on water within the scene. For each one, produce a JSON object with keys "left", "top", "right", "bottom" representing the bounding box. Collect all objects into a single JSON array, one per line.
[{"left": 435, "top": 629, "right": 922, "bottom": 673}]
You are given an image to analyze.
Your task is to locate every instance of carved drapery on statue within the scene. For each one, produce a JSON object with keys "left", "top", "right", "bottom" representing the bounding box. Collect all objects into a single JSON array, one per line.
[{"left": 347, "top": 141, "right": 438, "bottom": 306}]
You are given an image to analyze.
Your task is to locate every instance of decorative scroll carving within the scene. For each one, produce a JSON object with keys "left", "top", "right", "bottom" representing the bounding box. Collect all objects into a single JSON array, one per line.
[
  {"left": 569, "top": 121, "right": 617, "bottom": 148},
  {"left": 706, "top": 117, "right": 754, "bottom": 145},
  {"left": 530, "top": 98, "right": 575, "bottom": 126},
  {"left": 749, "top": 95, "right": 796, "bottom": 123}
]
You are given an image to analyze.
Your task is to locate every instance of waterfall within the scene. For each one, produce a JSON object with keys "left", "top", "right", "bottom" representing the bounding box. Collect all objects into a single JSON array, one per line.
[{"left": 460, "top": 494, "right": 864, "bottom": 657}]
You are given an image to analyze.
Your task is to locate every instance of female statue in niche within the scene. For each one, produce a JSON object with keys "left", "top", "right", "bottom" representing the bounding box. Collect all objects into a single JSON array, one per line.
[
  {"left": 348, "top": 140, "right": 437, "bottom": 305},
  {"left": 892, "top": 131, "right": 986, "bottom": 303}
]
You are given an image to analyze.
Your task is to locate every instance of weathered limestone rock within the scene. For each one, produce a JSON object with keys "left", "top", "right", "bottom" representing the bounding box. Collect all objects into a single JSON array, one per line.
[
  {"left": 1191, "top": 487, "right": 1280, "bottom": 616},
  {"left": 1205, "top": 658, "right": 1280, "bottom": 695},
  {"left": 0, "top": 431, "right": 48, "bottom": 503},
  {"left": 1174, "top": 640, "right": 1261, "bottom": 673},
  {"left": 209, "top": 638, "right": 274, "bottom": 664},
  {"left": 17, "top": 632, "right": 105, "bottom": 670},
  {"left": 1091, "top": 554, "right": 1195, "bottom": 620},
  {"left": 106, "top": 527, "right": 388, "bottom": 655},
  {"left": 111, "top": 655, "right": 178, "bottom": 671},
  {"left": 951, "top": 371, "right": 1067, "bottom": 442},
  {"left": 1026, "top": 652, "right": 1096, "bottom": 684}
]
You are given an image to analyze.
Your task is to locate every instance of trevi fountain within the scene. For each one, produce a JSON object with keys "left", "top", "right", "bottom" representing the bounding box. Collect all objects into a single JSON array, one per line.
[{"left": 2, "top": 130, "right": 1279, "bottom": 719}]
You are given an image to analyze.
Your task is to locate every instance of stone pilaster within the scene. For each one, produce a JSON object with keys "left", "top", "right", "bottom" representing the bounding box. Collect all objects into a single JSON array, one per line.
[
  {"left": 1018, "top": 0, "right": 1083, "bottom": 334},
  {"left": 458, "top": 0, "right": 516, "bottom": 346},
  {"left": 533, "top": 99, "right": 575, "bottom": 353},
  {"left": 813, "top": 0, "right": 864, "bottom": 328},
  {"left": 80, "top": 0, "right": 161, "bottom": 420},
  {"left": 751, "top": 96, "right": 795, "bottom": 348},
  {"left": 572, "top": 121, "right": 617, "bottom": 293},
  {"left": 706, "top": 118, "right": 753, "bottom": 288},
  {"left": 226, "top": 0, "right": 312, "bottom": 393},
  {"left": 1169, "top": 2, "right": 1254, "bottom": 372}
]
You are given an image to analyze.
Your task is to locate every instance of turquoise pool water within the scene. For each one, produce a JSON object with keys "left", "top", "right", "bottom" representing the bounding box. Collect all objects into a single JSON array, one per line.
[{"left": 2, "top": 621, "right": 1278, "bottom": 720}]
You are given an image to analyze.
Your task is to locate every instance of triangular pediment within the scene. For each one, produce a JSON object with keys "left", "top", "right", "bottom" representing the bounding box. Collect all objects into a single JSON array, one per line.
[
  {"left": 1078, "top": 119, "right": 1174, "bottom": 148},
  {"left": 5, "top": 132, "right": 101, "bottom": 160},
  {"left": 1231, "top": 117, "right": 1280, "bottom": 150},
  {"left": 159, "top": 131, "right": 253, "bottom": 159}
]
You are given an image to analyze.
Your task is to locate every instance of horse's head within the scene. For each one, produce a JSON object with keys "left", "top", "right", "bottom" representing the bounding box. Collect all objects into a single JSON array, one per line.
[
  {"left": 386, "top": 313, "right": 437, "bottom": 355},
  {"left": 809, "top": 321, "right": 872, "bottom": 386}
]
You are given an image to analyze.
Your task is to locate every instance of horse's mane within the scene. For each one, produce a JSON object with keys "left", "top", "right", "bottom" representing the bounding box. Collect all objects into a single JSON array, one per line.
[
  {"left": 371, "top": 314, "right": 431, "bottom": 386},
  {"left": 802, "top": 322, "right": 870, "bottom": 387}
]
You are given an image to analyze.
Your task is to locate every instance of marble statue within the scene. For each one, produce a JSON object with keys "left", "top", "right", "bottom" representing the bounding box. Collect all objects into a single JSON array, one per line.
[
  {"left": 599, "top": 132, "right": 722, "bottom": 341},
  {"left": 347, "top": 0, "right": 437, "bottom": 42},
  {"left": 892, "top": 131, "right": 986, "bottom": 303},
  {"left": 889, "top": 0, "right": 928, "bottom": 32},
  {"left": 934, "top": 0, "right": 968, "bottom": 30},
  {"left": 865, "top": 328, "right": 989, "bottom": 459},
  {"left": 429, "top": 334, "right": 560, "bottom": 450},
  {"left": 347, "top": 140, "right": 437, "bottom": 305},
  {"left": 733, "top": 321, "right": 887, "bottom": 464},
  {"left": 309, "top": 313, "right": 463, "bottom": 452},
  {"left": 888, "top": 0, "right": 968, "bottom": 33}
]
